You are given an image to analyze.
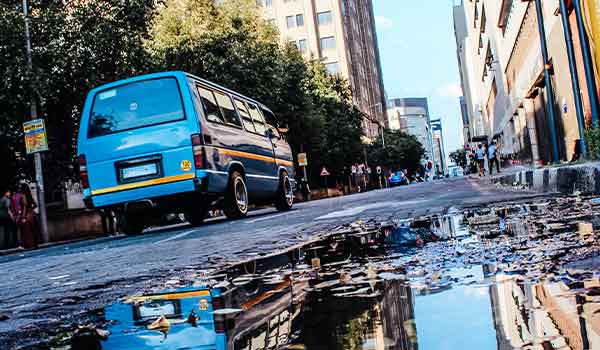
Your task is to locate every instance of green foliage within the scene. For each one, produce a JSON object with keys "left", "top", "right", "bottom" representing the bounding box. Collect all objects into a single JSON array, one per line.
[
  {"left": 585, "top": 126, "right": 600, "bottom": 160},
  {"left": 0, "top": 0, "right": 365, "bottom": 191},
  {"left": 449, "top": 149, "right": 468, "bottom": 169},
  {"left": 367, "top": 129, "right": 425, "bottom": 173}
]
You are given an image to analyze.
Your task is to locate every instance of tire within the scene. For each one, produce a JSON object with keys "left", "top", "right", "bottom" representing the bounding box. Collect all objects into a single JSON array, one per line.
[
  {"left": 223, "top": 171, "right": 249, "bottom": 219},
  {"left": 185, "top": 205, "right": 208, "bottom": 227},
  {"left": 118, "top": 212, "right": 145, "bottom": 235},
  {"left": 275, "top": 171, "right": 294, "bottom": 211}
]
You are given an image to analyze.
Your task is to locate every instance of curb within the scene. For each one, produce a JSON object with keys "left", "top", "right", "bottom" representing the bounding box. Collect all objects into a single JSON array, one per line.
[
  {"left": 0, "top": 234, "right": 126, "bottom": 257},
  {"left": 491, "top": 162, "right": 600, "bottom": 195}
]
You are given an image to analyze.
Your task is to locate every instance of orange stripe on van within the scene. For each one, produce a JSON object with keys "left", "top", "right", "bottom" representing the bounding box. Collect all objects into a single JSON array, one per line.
[
  {"left": 127, "top": 290, "right": 210, "bottom": 302},
  {"left": 92, "top": 173, "right": 195, "bottom": 196},
  {"left": 218, "top": 148, "right": 294, "bottom": 168}
]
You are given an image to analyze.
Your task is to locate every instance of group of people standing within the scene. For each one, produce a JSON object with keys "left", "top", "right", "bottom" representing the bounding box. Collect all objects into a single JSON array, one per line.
[
  {"left": 471, "top": 141, "right": 501, "bottom": 176},
  {"left": 0, "top": 183, "right": 40, "bottom": 250}
]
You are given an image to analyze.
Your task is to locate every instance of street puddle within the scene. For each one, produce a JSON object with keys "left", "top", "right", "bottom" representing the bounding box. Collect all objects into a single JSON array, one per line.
[{"left": 42, "top": 196, "right": 600, "bottom": 349}]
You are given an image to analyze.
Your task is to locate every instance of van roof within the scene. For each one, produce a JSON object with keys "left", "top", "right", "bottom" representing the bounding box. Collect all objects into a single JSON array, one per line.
[{"left": 88, "top": 71, "right": 274, "bottom": 114}]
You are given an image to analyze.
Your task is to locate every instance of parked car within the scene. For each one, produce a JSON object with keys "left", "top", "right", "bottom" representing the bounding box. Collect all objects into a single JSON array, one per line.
[
  {"left": 77, "top": 71, "right": 295, "bottom": 234},
  {"left": 389, "top": 171, "right": 409, "bottom": 187}
]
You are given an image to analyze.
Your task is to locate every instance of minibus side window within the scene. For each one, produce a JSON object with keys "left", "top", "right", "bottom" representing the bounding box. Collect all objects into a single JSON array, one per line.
[
  {"left": 260, "top": 108, "right": 280, "bottom": 139},
  {"left": 213, "top": 90, "right": 242, "bottom": 127},
  {"left": 247, "top": 103, "right": 267, "bottom": 136},
  {"left": 197, "top": 86, "right": 224, "bottom": 123},
  {"left": 234, "top": 98, "right": 256, "bottom": 133}
]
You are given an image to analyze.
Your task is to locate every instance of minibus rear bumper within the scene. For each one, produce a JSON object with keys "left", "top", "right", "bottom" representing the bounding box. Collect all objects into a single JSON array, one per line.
[{"left": 85, "top": 170, "right": 220, "bottom": 209}]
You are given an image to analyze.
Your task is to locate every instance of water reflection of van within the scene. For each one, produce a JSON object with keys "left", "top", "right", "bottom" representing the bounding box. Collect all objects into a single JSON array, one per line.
[
  {"left": 102, "top": 287, "right": 226, "bottom": 350},
  {"left": 77, "top": 72, "right": 295, "bottom": 234}
]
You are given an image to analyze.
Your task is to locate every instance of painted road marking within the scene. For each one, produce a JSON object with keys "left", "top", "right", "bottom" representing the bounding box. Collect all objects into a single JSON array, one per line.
[
  {"left": 155, "top": 230, "right": 197, "bottom": 245},
  {"left": 247, "top": 212, "right": 291, "bottom": 223}
]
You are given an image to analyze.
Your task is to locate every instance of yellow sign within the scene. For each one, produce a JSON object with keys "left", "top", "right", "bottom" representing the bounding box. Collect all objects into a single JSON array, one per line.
[
  {"left": 199, "top": 299, "right": 209, "bottom": 311},
  {"left": 298, "top": 153, "right": 308, "bottom": 167},
  {"left": 23, "top": 119, "right": 48, "bottom": 154},
  {"left": 180, "top": 159, "right": 192, "bottom": 172}
]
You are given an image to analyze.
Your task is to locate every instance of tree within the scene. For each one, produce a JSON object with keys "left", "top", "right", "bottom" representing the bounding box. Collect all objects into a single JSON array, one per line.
[
  {"left": 449, "top": 149, "right": 468, "bottom": 169},
  {"left": 0, "top": 0, "right": 155, "bottom": 193},
  {"left": 367, "top": 129, "right": 425, "bottom": 173}
]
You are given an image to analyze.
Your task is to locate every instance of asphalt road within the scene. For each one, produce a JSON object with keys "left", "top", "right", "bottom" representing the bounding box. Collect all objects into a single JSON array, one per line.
[{"left": 0, "top": 177, "right": 542, "bottom": 346}]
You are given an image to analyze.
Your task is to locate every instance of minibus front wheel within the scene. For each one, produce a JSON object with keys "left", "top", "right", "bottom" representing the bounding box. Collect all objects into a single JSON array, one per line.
[{"left": 275, "top": 171, "right": 294, "bottom": 211}]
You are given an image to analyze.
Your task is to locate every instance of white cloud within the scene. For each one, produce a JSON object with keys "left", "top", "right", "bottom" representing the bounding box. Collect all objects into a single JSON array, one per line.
[
  {"left": 375, "top": 16, "right": 393, "bottom": 29},
  {"left": 436, "top": 82, "right": 463, "bottom": 98}
]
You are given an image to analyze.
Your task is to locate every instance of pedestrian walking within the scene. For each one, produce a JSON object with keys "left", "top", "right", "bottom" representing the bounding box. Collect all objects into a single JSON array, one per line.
[
  {"left": 14, "top": 184, "right": 39, "bottom": 249},
  {"left": 488, "top": 141, "right": 501, "bottom": 175},
  {"left": 0, "top": 188, "right": 17, "bottom": 249},
  {"left": 475, "top": 144, "right": 486, "bottom": 176}
]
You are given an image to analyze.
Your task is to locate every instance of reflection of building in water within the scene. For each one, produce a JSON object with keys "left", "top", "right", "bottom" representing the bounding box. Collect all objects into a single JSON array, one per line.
[
  {"left": 299, "top": 280, "right": 417, "bottom": 350},
  {"left": 488, "top": 273, "right": 600, "bottom": 349}
]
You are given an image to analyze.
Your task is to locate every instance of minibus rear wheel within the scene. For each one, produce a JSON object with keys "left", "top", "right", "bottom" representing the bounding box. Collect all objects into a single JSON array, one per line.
[
  {"left": 118, "top": 212, "right": 145, "bottom": 235},
  {"left": 224, "top": 171, "right": 249, "bottom": 219},
  {"left": 275, "top": 171, "right": 293, "bottom": 211},
  {"left": 185, "top": 205, "right": 208, "bottom": 227}
]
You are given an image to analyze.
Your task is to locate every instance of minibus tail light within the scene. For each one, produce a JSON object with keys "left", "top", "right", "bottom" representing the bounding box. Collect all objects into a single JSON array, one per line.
[
  {"left": 78, "top": 154, "right": 89, "bottom": 189},
  {"left": 191, "top": 134, "right": 205, "bottom": 169}
]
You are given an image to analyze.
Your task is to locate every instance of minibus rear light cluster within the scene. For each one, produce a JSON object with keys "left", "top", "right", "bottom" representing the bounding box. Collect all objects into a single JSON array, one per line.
[
  {"left": 78, "top": 154, "right": 89, "bottom": 189},
  {"left": 191, "top": 134, "right": 205, "bottom": 169}
]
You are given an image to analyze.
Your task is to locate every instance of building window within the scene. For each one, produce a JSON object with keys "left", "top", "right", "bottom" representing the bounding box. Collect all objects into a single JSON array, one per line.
[
  {"left": 317, "top": 11, "right": 332, "bottom": 25},
  {"left": 320, "top": 36, "right": 336, "bottom": 50},
  {"left": 286, "top": 14, "right": 304, "bottom": 28},
  {"left": 298, "top": 39, "right": 308, "bottom": 53},
  {"left": 256, "top": 0, "right": 272, "bottom": 7},
  {"left": 325, "top": 62, "right": 340, "bottom": 75},
  {"left": 286, "top": 16, "right": 295, "bottom": 28}
]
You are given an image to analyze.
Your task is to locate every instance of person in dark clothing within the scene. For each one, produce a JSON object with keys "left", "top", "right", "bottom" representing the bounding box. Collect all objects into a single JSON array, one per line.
[
  {"left": 0, "top": 188, "right": 17, "bottom": 249},
  {"left": 14, "top": 184, "right": 39, "bottom": 249}
]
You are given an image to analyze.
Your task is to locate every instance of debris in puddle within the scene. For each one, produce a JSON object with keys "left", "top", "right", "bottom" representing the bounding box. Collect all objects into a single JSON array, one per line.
[{"left": 14, "top": 195, "right": 599, "bottom": 349}]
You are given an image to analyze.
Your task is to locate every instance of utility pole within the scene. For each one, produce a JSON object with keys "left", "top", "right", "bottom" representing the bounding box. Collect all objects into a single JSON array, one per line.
[
  {"left": 533, "top": 0, "right": 560, "bottom": 163},
  {"left": 23, "top": 0, "right": 49, "bottom": 243},
  {"left": 559, "top": 0, "right": 587, "bottom": 158},
  {"left": 573, "top": 0, "right": 600, "bottom": 126}
]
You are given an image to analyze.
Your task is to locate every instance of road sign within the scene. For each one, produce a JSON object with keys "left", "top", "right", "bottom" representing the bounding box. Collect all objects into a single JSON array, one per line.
[
  {"left": 23, "top": 119, "right": 48, "bottom": 154},
  {"left": 376, "top": 166, "right": 382, "bottom": 174},
  {"left": 298, "top": 153, "right": 308, "bottom": 167},
  {"left": 320, "top": 167, "right": 331, "bottom": 177}
]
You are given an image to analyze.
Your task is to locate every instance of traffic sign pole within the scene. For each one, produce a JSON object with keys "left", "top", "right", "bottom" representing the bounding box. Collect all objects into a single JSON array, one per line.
[{"left": 23, "top": 0, "right": 49, "bottom": 243}]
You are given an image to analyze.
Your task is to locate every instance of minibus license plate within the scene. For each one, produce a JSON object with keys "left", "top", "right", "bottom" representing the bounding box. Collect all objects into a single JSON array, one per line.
[{"left": 122, "top": 163, "right": 158, "bottom": 180}]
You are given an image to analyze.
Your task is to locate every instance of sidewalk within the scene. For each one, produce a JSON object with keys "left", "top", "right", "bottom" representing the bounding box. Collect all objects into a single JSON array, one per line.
[{"left": 490, "top": 161, "right": 600, "bottom": 195}]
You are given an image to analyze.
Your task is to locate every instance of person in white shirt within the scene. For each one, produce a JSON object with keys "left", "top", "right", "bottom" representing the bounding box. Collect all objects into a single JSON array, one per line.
[
  {"left": 475, "top": 144, "right": 485, "bottom": 176},
  {"left": 488, "top": 141, "right": 500, "bottom": 175}
]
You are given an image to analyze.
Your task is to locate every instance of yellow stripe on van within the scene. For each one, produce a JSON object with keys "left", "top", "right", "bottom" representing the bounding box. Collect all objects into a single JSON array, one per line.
[
  {"left": 92, "top": 173, "right": 195, "bottom": 196},
  {"left": 218, "top": 148, "right": 294, "bottom": 168}
]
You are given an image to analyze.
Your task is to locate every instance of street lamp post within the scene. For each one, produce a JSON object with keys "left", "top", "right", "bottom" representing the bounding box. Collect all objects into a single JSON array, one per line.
[{"left": 22, "top": 0, "right": 49, "bottom": 243}]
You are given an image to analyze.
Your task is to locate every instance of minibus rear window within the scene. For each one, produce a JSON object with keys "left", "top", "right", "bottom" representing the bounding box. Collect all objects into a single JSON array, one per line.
[{"left": 88, "top": 77, "right": 185, "bottom": 138}]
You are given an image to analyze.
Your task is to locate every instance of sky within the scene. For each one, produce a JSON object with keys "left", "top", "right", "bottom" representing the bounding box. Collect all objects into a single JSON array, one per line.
[{"left": 372, "top": 0, "right": 464, "bottom": 157}]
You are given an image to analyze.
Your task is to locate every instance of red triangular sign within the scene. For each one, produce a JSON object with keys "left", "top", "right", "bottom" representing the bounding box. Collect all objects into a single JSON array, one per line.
[{"left": 320, "top": 167, "right": 331, "bottom": 176}]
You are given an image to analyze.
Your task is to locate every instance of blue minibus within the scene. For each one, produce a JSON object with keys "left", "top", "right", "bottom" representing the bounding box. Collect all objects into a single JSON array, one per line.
[{"left": 77, "top": 71, "right": 295, "bottom": 234}]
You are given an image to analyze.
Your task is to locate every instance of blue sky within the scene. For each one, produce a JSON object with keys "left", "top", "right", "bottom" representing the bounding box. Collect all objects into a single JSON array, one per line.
[{"left": 373, "top": 0, "right": 464, "bottom": 155}]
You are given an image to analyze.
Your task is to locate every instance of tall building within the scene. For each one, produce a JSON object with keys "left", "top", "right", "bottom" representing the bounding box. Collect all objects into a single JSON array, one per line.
[
  {"left": 386, "top": 98, "right": 435, "bottom": 163},
  {"left": 431, "top": 119, "right": 447, "bottom": 175},
  {"left": 257, "top": 0, "right": 387, "bottom": 139},
  {"left": 453, "top": 0, "right": 595, "bottom": 164}
]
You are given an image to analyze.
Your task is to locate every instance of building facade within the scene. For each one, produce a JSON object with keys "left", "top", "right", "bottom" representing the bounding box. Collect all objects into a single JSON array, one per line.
[
  {"left": 453, "top": 0, "right": 592, "bottom": 165},
  {"left": 257, "top": 0, "right": 387, "bottom": 139},
  {"left": 431, "top": 119, "right": 447, "bottom": 175},
  {"left": 387, "top": 98, "right": 435, "bottom": 164}
]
